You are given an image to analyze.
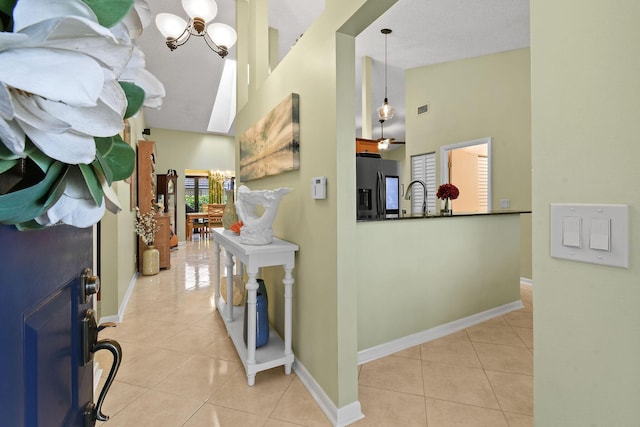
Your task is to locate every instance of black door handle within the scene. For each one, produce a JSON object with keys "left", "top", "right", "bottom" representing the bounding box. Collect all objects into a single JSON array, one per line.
[{"left": 82, "top": 309, "right": 123, "bottom": 425}]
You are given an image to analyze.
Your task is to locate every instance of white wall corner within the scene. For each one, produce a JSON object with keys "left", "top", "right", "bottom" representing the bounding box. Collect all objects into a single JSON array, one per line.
[
  {"left": 98, "top": 272, "right": 138, "bottom": 325},
  {"left": 293, "top": 360, "right": 364, "bottom": 426}
]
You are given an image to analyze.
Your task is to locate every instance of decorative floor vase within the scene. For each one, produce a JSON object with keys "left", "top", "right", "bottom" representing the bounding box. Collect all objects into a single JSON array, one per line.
[{"left": 142, "top": 245, "right": 160, "bottom": 275}]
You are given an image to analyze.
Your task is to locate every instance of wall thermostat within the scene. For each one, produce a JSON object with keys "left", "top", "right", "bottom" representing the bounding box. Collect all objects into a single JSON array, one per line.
[{"left": 311, "top": 176, "right": 327, "bottom": 199}]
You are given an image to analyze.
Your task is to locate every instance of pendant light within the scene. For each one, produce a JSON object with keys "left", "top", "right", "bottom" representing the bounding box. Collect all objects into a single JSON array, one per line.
[{"left": 377, "top": 28, "right": 395, "bottom": 121}]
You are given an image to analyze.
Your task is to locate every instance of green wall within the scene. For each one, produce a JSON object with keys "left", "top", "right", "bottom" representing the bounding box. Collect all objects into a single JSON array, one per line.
[
  {"left": 357, "top": 214, "right": 521, "bottom": 350},
  {"left": 99, "top": 122, "right": 235, "bottom": 319},
  {"left": 236, "top": 0, "right": 397, "bottom": 409},
  {"left": 99, "top": 113, "right": 146, "bottom": 320},
  {"left": 151, "top": 128, "right": 235, "bottom": 241},
  {"left": 531, "top": 1, "right": 640, "bottom": 424},
  {"left": 404, "top": 48, "right": 532, "bottom": 279}
]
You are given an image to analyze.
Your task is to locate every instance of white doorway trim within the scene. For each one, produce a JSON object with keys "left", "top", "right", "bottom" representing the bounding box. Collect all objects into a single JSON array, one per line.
[{"left": 440, "top": 137, "right": 492, "bottom": 212}]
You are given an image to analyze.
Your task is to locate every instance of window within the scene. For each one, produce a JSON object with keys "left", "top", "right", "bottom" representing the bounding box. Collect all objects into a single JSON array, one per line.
[
  {"left": 410, "top": 152, "right": 436, "bottom": 215},
  {"left": 184, "top": 176, "right": 210, "bottom": 212}
]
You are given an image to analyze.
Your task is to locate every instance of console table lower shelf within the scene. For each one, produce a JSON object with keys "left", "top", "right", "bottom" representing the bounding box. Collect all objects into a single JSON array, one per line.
[{"left": 216, "top": 296, "right": 294, "bottom": 384}]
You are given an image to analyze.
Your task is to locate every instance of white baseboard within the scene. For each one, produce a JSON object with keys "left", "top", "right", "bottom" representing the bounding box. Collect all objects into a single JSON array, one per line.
[
  {"left": 357, "top": 299, "right": 524, "bottom": 365},
  {"left": 98, "top": 272, "right": 138, "bottom": 325},
  {"left": 520, "top": 277, "right": 533, "bottom": 286},
  {"left": 293, "top": 360, "right": 364, "bottom": 427}
]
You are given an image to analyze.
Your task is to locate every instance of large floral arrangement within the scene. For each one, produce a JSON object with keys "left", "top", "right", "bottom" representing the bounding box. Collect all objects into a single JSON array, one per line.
[
  {"left": 436, "top": 183, "right": 460, "bottom": 200},
  {"left": 0, "top": 0, "right": 165, "bottom": 229},
  {"left": 134, "top": 205, "right": 160, "bottom": 245}
]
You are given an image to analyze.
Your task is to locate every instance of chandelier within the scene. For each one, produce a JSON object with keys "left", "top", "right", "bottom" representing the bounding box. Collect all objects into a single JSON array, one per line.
[
  {"left": 155, "top": 0, "right": 237, "bottom": 58},
  {"left": 377, "top": 28, "right": 395, "bottom": 121}
]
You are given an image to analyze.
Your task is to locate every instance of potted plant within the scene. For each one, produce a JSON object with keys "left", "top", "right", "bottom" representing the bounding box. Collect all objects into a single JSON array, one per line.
[{"left": 135, "top": 204, "right": 161, "bottom": 275}]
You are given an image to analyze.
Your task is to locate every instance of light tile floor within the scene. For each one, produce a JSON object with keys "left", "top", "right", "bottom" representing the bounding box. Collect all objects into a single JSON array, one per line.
[{"left": 97, "top": 239, "right": 533, "bottom": 427}]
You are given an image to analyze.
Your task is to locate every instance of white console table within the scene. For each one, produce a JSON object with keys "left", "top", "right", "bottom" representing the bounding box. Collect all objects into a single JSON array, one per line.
[{"left": 211, "top": 228, "right": 299, "bottom": 386}]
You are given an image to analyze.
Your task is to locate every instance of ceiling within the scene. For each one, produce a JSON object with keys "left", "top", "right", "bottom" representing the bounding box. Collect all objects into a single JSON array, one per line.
[{"left": 137, "top": 0, "right": 530, "bottom": 142}]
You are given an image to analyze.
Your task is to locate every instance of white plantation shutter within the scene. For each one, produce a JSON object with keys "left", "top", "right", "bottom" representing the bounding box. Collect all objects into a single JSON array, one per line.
[
  {"left": 411, "top": 152, "right": 436, "bottom": 214},
  {"left": 477, "top": 156, "right": 489, "bottom": 212}
]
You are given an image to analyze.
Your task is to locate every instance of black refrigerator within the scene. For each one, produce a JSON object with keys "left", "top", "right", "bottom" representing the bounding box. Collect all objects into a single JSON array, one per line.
[{"left": 356, "top": 153, "right": 401, "bottom": 219}]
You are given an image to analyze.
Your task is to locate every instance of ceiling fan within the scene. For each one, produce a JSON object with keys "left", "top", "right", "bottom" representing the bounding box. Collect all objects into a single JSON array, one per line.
[{"left": 372, "top": 119, "right": 405, "bottom": 150}]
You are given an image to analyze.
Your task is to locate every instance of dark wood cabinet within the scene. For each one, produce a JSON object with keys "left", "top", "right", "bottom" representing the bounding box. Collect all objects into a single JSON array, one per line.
[{"left": 156, "top": 173, "right": 178, "bottom": 235}]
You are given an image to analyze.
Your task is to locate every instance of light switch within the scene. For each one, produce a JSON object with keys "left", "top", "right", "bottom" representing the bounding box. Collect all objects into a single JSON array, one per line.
[
  {"left": 562, "top": 216, "right": 581, "bottom": 247},
  {"left": 589, "top": 218, "right": 611, "bottom": 251},
  {"left": 550, "top": 203, "right": 629, "bottom": 268}
]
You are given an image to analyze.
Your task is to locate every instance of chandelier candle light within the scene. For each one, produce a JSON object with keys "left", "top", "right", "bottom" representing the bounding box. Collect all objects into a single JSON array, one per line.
[{"left": 155, "top": 0, "right": 237, "bottom": 57}]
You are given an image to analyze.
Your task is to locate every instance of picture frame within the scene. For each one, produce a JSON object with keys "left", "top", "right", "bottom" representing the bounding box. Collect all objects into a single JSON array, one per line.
[{"left": 239, "top": 93, "right": 300, "bottom": 181}]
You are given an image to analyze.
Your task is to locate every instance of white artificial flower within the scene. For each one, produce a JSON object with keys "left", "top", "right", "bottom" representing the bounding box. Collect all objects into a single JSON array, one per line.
[
  {"left": 114, "top": 0, "right": 166, "bottom": 110},
  {"left": 119, "top": 45, "right": 166, "bottom": 109},
  {"left": 35, "top": 166, "right": 106, "bottom": 228},
  {"left": 119, "top": 0, "right": 152, "bottom": 39},
  {"left": 0, "top": 0, "right": 132, "bottom": 163}
]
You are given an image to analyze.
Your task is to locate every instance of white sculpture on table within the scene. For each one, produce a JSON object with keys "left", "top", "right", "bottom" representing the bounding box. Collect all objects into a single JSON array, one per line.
[{"left": 235, "top": 185, "right": 292, "bottom": 245}]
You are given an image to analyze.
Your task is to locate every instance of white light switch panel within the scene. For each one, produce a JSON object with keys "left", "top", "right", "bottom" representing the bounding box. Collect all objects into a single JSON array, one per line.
[{"left": 550, "top": 204, "right": 629, "bottom": 268}]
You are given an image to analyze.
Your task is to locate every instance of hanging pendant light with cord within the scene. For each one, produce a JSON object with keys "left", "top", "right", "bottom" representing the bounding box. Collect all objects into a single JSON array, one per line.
[{"left": 377, "top": 28, "right": 395, "bottom": 121}]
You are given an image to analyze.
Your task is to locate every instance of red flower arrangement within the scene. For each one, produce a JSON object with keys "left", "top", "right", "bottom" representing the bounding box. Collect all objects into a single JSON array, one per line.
[
  {"left": 436, "top": 183, "right": 460, "bottom": 200},
  {"left": 230, "top": 221, "right": 244, "bottom": 234}
]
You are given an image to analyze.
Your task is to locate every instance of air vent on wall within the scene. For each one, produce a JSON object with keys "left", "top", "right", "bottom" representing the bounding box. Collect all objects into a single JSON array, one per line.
[{"left": 417, "top": 104, "right": 429, "bottom": 115}]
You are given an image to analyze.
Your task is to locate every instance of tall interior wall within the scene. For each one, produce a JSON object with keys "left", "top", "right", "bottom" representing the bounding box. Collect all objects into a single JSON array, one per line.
[{"left": 531, "top": 1, "right": 640, "bottom": 424}]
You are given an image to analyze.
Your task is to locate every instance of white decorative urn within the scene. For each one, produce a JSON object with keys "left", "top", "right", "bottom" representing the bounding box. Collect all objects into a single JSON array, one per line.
[{"left": 235, "top": 185, "right": 292, "bottom": 245}]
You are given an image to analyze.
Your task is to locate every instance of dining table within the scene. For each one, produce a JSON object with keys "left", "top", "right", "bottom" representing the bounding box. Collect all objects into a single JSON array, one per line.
[{"left": 186, "top": 212, "right": 208, "bottom": 240}]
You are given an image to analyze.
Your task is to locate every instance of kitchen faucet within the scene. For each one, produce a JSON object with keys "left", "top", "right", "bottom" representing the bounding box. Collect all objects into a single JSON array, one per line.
[{"left": 405, "top": 179, "right": 428, "bottom": 216}]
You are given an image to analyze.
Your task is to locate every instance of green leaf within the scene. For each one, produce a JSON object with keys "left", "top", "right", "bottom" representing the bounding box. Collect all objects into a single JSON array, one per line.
[
  {"left": 0, "top": 143, "right": 20, "bottom": 160},
  {"left": 100, "top": 134, "right": 134, "bottom": 182},
  {"left": 15, "top": 219, "right": 46, "bottom": 231},
  {"left": 95, "top": 135, "right": 114, "bottom": 156},
  {"left": 82, "top": 0, "right": 133, "bottom": 28},
  {"left": 0, "top": 158, "right": 17, "bottom": 174},
  {"left": 0, "top": 0, "right": 16, "bottom": 17},
  {"left": 41, "top": 165, "right": 68, "bottom": 207},
  {"left": 93, "top": 154, "right": 113, "bottom": 185},
  {"left": 119, "top": 81, "right": 145, "bottom": 119},
  {"left": 24, "top": 143, "right": 55, "bottom": 173},
  {"left": 0, "top": 162, "right": 66, "bottom": 224},
  {"left": 78, "top": 164, "right": 103, "bottom": 206}
]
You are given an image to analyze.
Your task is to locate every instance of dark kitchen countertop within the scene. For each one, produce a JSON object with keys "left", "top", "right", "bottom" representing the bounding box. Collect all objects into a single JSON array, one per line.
[{"left": 357, "top": 210, "right": 531, "bottom": 222}]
